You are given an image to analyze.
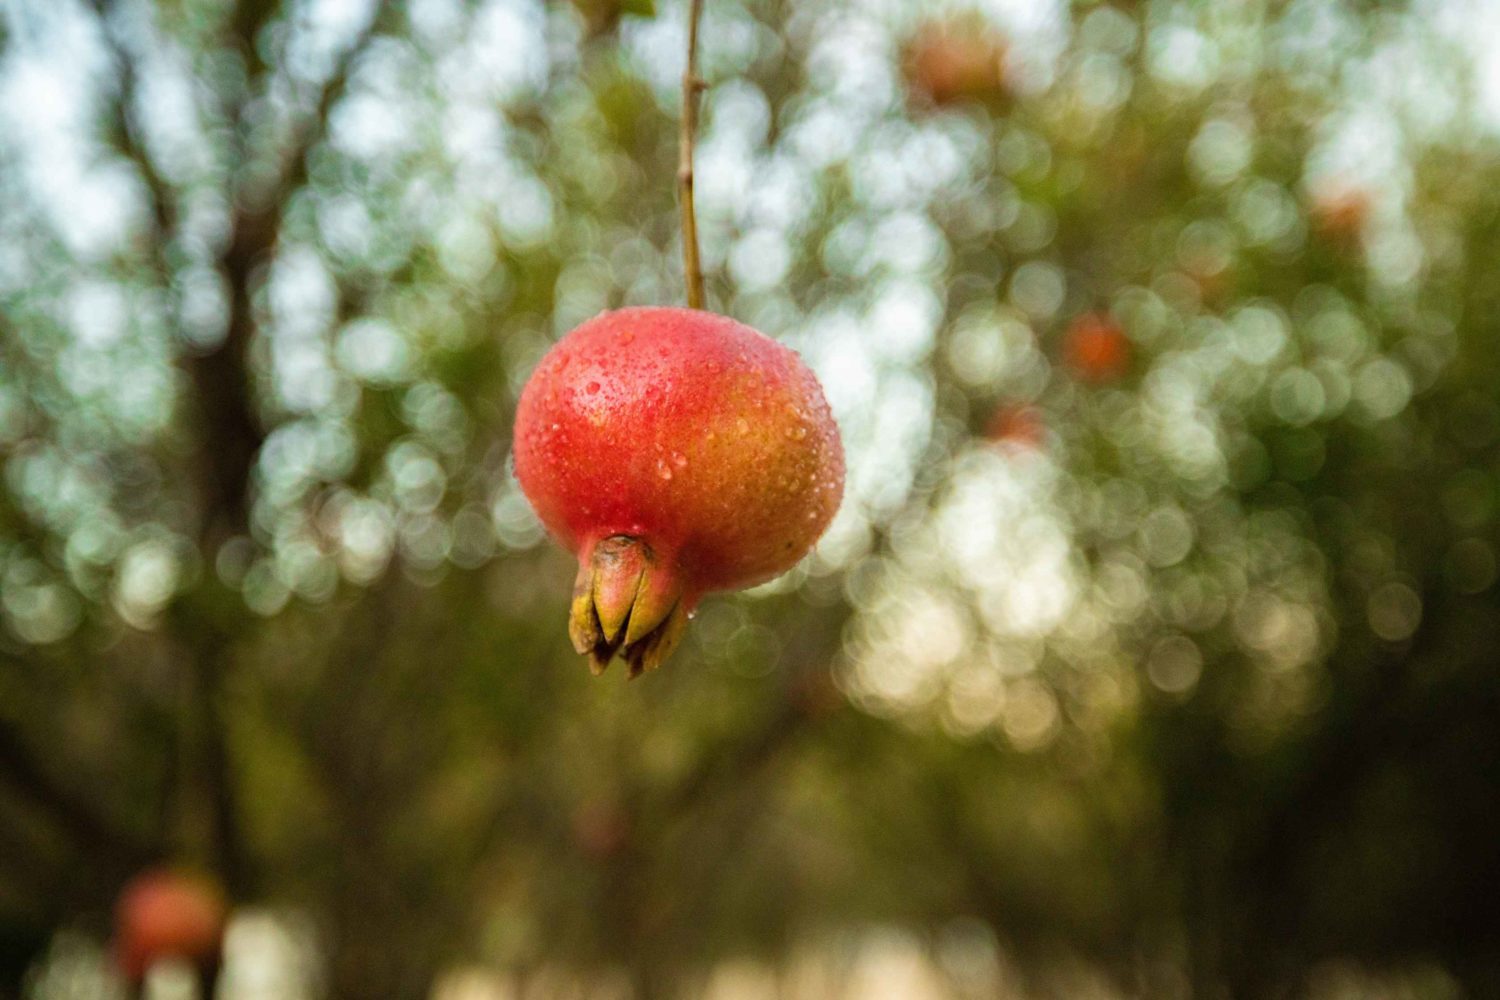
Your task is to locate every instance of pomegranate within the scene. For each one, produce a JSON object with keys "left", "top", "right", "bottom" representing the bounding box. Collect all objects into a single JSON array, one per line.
[
  {"left": 1309, "top": 182, "right": 1371, "bottom": 246},
  {"left": 902, "top": 16, "right": 1010, "bottom": 109},
  {"left": 1063, "top": 313, "right": 1131, "bottom": 384},
  {"left": 114, "top": 868, "right": 227, "bottom": 982},
  {"left": 513, "top": 307, "right": 844, "bottom": 677},
  {"left": 985, "top": 403, "right": 1045, "bottom": 451}
]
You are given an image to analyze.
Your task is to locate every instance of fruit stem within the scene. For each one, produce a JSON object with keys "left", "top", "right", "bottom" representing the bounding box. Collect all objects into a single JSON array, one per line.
[{"left": 678, "top": 0, "right": 707, "bottom": 310}]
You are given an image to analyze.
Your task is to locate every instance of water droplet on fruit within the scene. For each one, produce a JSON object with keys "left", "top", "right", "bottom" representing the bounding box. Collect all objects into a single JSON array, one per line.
[
  {"left": 586, "top": 381, "right": 600, "bottom": 395},
  {"left": 736, "top": 418, "right": 750, "bottom": 436},
  {"left": 656, "top": 460, "right": 673, "bottom": 480},
  {"left": 672, "top": 452, "right": 688, "bottom": 468}
]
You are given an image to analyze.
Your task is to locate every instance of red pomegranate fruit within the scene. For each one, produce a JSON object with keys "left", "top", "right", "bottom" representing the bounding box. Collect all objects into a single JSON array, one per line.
[
  {"left": 114, "top": 868, "right": 227, "bottom": 982},
  {"left": 902, "top": 16, "right": 1010, "bottom": 109},
  {"left": 1063, "top": 313, "right": 1131, "bottom": 384},
  {"left": 514, "top": 307, "right": 844, "bottom": 677},
  {"left": 985, "top": 403, "right": 1045, "bottom": 451},
  {"left": 1308, "top": 182, "right": 1371, "bottom": 247}
]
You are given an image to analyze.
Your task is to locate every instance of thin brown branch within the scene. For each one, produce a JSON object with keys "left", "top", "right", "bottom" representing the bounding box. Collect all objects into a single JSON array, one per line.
[
  {"left": 253, "top": 0, "right": 394, "bottom": 219},
  {"left": 228, "top": 0, "right": 283, "bottom": 87},
  {"left": 678, "top": 0, "right": 707, "bottom": 310},
  {"left": 91, "top": 2, "right": 176, "bottom": 240}
]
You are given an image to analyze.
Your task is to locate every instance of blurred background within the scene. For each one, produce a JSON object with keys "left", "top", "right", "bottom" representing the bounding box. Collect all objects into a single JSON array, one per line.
[{"left": 2, "top": 0, "right": 1500, "bottom": 996}]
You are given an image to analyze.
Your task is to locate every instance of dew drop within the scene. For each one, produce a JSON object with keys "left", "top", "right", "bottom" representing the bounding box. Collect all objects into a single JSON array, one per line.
[
  {"left": 791, "top": 426, "right": 808, "bottom": 441},
  {"left": 736, "top": 418, "right": 750, "bottom": 436},
  {"left": 656, "top": 460, "right": 673, "bottom": 481},
  {"left": 586, "top": 381, "right": 601, "bottom": 395},
  {"left": 672, "top": 452, "right": 688, "bottom": 468}
]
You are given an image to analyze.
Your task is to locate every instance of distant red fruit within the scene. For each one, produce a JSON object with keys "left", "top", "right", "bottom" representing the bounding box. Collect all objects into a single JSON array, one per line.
[
  {"left": 513, "top": 307, "right": 845, "bottom": 677},
  {"left": 1063, "top": 314, "right": 1131, "bottom": 384},
  {"left": 114, "top": 869, "right": 227, "bottom": 982},
  {"left": 902, "top": 17, "right": 1009, "bottom": 109},
  {"left": 1309, "top": 183, "right": 1371, "bottom": 246},
  {"left": 985, "top": 404, "right": 1045, "bottom": 451}
]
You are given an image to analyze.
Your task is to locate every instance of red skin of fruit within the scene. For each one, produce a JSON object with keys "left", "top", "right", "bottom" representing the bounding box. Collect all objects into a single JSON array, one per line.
[
  {"left": 903, "top": 19, "right": 1009, "bottom": 108},
  {"left": 985, "top": 403, "right": 1045, "bottom": 451},
  {"left": 1309, "top": 184, "right": 1371, "bottom": 245},
  {"left": 514, "top": 307, "right": 844, "bottom": 676},
  {"left": 1063, "top": 313, "right": 1131, "bottom": 384},
  {"left": 114, "top": 869, "right": 227, "bottom": 982}
]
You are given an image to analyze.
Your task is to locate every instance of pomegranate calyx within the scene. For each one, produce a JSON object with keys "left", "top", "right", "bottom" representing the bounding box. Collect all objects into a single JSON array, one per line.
[{"left": 569, "top": 535, "right": 688, "bottom": 678}]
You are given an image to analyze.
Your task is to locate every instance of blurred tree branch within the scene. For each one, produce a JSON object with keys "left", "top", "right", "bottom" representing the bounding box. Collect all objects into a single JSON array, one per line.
[
  {"left": 0, "top": 711, "right": 154, "bottom": 870},
  {"left": 87, "top": 0, "right": 397, "bottom": 902},
  {"left": 208, "top": 0, "right": 395, "bottom": 543},
  {"left": 95, "top": 0, "right": 395, "bottom": 543},
  {"left": 90, "top": 4, "right": 175, "bottom": 240}
]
